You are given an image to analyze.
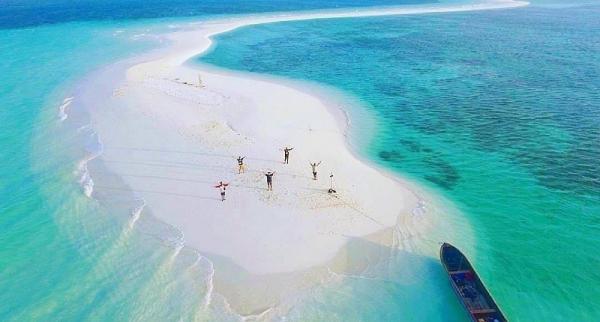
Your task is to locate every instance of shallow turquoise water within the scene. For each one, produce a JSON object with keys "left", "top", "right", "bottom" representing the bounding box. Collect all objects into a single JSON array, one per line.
[
  {"left": 0, "top": 20, "right": 219, "bottom": 321},
  {"left": 200, "top": 2, "right": 600, "bottom": 320}
]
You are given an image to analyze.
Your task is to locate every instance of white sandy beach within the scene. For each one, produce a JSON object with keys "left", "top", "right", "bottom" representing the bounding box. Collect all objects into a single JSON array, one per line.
[{"left": 73, "top": 0, "right": 527, "bottom": 315}]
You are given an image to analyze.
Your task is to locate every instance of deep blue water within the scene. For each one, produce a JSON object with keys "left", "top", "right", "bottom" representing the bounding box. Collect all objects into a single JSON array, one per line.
[{"left": 0, "top": 0, "right": 432, "bottom": 28}]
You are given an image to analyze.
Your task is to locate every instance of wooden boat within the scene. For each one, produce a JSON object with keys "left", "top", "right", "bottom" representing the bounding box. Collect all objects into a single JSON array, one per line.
[{"left": 440, "top": 243, "right": 508, "bottom": 322}]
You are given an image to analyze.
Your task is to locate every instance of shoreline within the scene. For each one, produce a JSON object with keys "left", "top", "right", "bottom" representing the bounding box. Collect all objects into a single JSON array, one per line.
[
  {"left": 189, "top": 63, "right": 470, "bottom": 256},
  {"left": 70, "top": 0, "right": 526, "bottom": 316}
]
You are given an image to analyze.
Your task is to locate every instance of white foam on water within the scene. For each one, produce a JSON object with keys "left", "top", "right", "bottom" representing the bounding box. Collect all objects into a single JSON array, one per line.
[
  {"left": 75, "top": 128, "right": 104, "bottom": 198},
  {"left": 128, "top": 198, "right": 146, "bottom": 230},
  {"left": 325, "top": 266, "right": 380, "bottom": 282},
  {"left": 78, "top": 166, "right": 94, "bottom": 198},
  {"left": 58, "top": 97, "right": 74, "bottom": 121},
  {"left": 201, "top": 257, "right": 215, "bottom": 309},
  {"left": 412, "top": 199, "right": 427, "bottom": 217},
  {"left": 173, "top": 243, "right": 184, "bottom": 259},
  {"left": 165, "top": 230, "right": 186, "bottom": 261},
  {"left": 76, "top": 124, "right": 91, "bottom": 132},
  {"left": 241, "top": 307, "right": 274, "bottom": 322}
]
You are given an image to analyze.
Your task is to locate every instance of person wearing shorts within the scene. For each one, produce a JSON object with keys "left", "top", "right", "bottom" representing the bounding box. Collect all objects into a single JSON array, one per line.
[
  {"left": 265, "top": 171, "right": 275, "bottom": 191},
  {"left": 237, "top": 156, "right": 245, "bottom": 174},
  {"left": 309, "top": 161, "right": 322, "bottom": 180}
]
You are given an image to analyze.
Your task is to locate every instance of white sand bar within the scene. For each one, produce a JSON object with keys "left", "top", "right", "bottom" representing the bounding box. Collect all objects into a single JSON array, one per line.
[{"left": 81, "top": 0, "right": 527, "bottom": 314}]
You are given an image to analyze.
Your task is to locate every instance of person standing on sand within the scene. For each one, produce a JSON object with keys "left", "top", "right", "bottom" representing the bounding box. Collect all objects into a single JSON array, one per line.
[
  {"left": 309, "top": 161, "right": 322, "bottom": 180},
  {"left": 214, "top": 181, "right": 229, "bottom": 201},
  {"left": 237, "top": 156, "right": 245, "bottom": 174},
  {"left": 265, "top": 171, "right": 275, "bottom": 191},
  {"left": 283, "top": 147, "right": 294, "bottom": 164}
]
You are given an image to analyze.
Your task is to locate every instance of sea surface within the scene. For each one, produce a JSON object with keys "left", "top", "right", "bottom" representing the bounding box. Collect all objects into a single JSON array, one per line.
[
  {"left": 1, "top": 0, "right": 598, "bottom": 321},
  {"left": 200, "top": 1, "right": 600, "bottom": 320}
]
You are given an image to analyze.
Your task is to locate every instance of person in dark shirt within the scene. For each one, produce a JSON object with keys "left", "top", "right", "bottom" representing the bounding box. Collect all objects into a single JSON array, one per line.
[
  {"left": 283, "top": 147, "right": 294, "bottom": 164},
  {"left": 265, "top": 171, "right": 275, "bottom": 191},
  {"left": 237, "top": 156, "right": 245, "bottom": 174}
]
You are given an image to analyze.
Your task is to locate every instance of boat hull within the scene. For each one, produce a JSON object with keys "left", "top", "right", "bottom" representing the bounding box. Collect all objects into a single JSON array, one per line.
[{"left": 440, "top": 243, "right": 508, "bottom": 322}]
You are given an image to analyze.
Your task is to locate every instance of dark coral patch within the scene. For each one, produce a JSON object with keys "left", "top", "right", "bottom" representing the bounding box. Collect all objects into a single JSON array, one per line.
[
  {"left": 378, "top": 150, "right": 403, "bottom": 162},
  {"left": 424, "top": 157, "right": 460, "bottom": 190}
]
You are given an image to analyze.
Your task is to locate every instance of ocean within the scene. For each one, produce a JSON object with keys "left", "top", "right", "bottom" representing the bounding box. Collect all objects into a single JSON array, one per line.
[
  {"left": 199, "top": 1, "right": 600, "bottom": 320},
  {"left": 1, "top": 0, "right": 598, "bottom": 321}
]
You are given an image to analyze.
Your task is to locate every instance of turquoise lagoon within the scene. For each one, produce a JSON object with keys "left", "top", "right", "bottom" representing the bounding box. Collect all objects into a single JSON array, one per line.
[{"left": 1, "top": 0, "right": 599, "bottom": 321}]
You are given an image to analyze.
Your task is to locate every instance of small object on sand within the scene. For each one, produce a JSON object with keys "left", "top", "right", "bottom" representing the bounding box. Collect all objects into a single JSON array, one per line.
[
  {"left": 214, "top": 181, "right": 229, "bottom": 201},
  {"left": 328, "top": 173, "right": 337, "bottom": 194}
]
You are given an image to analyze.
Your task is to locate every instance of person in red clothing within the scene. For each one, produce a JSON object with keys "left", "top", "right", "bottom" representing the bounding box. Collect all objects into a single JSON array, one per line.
[{"left": 214, "top": 181, "right": 229, "bottom": 201}]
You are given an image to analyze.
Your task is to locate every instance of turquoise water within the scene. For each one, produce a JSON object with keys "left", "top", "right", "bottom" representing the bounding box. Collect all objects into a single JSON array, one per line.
[
  {"left": 0, "top": 20, "right": 221, "bottom": 320},
  {"left": 199, "top": 1, "right": 600, "bottom": 320},
  {"left": 2, "top": 0, "right": 599, "bottom": 321},
  {"left": 0, "top": 1, "right": 434, "bottom": 321},
  {"left": 0, "top": 1, "right": 462, "bottom": 320}
]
